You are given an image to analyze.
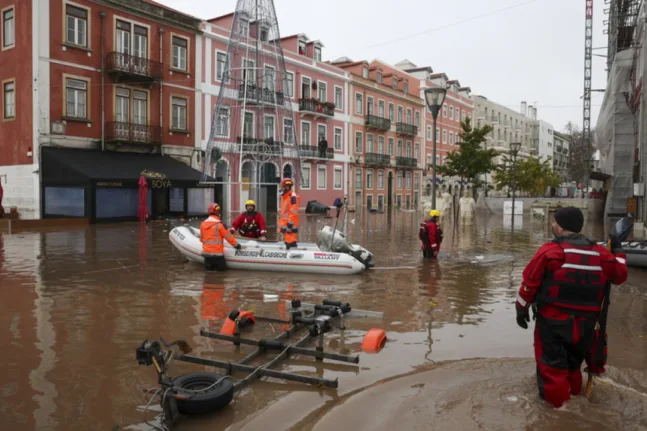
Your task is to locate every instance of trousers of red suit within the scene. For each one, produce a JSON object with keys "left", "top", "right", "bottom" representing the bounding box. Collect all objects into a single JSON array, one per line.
[{"left": 533, "top": 307, "right": 606, "bottom": 408}]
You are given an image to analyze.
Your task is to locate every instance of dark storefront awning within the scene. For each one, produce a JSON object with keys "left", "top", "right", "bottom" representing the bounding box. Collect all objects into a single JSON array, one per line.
[
  {"left": 42, "top": 147, "right": 214, "bottom": 186},
  {"left": 590, "top": 171, "right": 612, "bottom": 182}
]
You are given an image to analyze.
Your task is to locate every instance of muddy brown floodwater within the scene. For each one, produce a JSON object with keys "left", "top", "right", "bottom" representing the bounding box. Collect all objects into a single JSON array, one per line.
[{"left": 1, "top": 211, "right": 647, "bottom": 431}]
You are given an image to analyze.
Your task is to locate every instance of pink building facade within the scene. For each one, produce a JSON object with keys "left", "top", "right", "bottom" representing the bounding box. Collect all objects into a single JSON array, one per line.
[
  {"left": 200, "top": 17, "right": 350, "bottom": 214},
  {"left": 334, "top": 59, "right": 425, "bottom": 211}
]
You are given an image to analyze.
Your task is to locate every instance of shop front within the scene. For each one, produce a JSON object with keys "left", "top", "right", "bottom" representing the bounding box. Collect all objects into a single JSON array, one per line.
[{"left": 41, "top": 147, "right": 216, "bottom": 222}]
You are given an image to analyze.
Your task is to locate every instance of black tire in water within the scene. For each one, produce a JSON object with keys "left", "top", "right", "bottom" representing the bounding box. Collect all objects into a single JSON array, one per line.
[{"left": 172, "top": 372, "right": 234, "bottom": 415}]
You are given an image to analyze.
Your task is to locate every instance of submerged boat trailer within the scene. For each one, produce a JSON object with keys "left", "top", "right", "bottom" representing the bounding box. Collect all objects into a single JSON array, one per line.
[{"left": 134, "top": 299, "right": 386, "bottom": 430}]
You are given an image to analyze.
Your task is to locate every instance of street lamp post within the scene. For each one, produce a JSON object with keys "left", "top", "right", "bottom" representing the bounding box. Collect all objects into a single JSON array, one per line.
[
  {"left": 509, "top": 142, "right": 522, "bottom": 227},
  {"left": 424, "top": 87, "right": 447, "bottom": 210}
]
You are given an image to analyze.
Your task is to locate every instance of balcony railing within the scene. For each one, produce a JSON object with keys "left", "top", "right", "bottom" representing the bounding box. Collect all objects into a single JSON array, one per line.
[
  {"left": 364, "top": 152, "right": 391, "bottom": 165},
  {"left": 232, "top": 136, "right": 284, "bottom": 154},
  {"left": 365, "top": 115, "right": 391, "bottom": 131},
  {"left": 298, "top": 98, "right": 335, "bottom": 117},
  {"left": 106, "top": 122, "right": 162, "bottom": 145},
  {"left": 396, "top": 156, "right": 417, "bottom": 168},
  {"left": 106, "top": 52, "right": 162, "bottom": 81},
  {"left": 395, "top": 122, "right": 418, "bottom": 136},
  {"left": 238, "top": 84, "right": 285, "bottom": 106},
  {"left": 298, "top": 145, "right": 334, "bottom": 159},
  {"left": 491, "top": 115, "right": 499, "bottom": 123}
]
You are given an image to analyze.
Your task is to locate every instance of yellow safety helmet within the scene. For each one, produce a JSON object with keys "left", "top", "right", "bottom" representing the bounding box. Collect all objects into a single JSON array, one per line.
[
  {"left": 429, "top": 209, "right": 441, "bottom": 218},
  {"left": 245, "top": 200, "right": 256, "bottom": 207}
]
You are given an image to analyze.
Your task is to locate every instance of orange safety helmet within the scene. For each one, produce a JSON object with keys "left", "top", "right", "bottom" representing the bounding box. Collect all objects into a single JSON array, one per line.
[
  {"left": 208, "top": 202, "right": 221, "bottom": 215},
  {"left": 280, "top": 178, "right": 294, "bottom": 189}
]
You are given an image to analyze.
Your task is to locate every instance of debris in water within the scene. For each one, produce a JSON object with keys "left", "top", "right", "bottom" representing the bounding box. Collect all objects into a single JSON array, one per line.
[
  {"left": 391, "top": 321, "right": 403, "bottom": 325},
  {"left": 263, "top": 294, "right": 279, "bottom": 302},
  {"left": 506, "top": 396, "right": 518, "bottom": 402}
]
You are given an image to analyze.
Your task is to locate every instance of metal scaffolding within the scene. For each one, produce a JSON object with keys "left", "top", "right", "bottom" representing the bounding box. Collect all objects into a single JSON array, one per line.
[{"left": 604, "top": 0, "right": 642, "bottom": 75}]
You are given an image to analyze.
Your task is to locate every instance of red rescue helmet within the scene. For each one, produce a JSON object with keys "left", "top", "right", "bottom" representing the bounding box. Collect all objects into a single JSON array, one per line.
[
  {"left": 280, "top": 178, "right": 294, "bottom": 189},
  {"left": 208, "top": 202, "right": 221, "bottom": 215}
]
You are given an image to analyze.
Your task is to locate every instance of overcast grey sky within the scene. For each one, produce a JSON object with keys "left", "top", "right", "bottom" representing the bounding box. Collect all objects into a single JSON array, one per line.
[{"left": 158, "top": 0, "right": 608, "bottom": 132}]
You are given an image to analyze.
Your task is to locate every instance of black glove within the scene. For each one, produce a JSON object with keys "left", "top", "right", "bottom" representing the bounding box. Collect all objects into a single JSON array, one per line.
[
  {"left": 516, "top": 303, "right": 530, "bottom": 329},
  {"left": 235, "top": 244, "right": 242, "bottom": 250},
  {"left": 609, "top": 234, "right": 622, "bottom": 252}
]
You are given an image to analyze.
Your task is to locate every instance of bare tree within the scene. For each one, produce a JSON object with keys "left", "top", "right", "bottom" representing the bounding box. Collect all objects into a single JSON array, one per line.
[{"left": 563, "top": 122, "right": 595, "bottom": 184}]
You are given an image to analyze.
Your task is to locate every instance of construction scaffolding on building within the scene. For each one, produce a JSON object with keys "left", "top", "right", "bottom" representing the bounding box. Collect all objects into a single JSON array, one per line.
[{"left": 604, "top": 0, "right": 642, "bottom": 76}]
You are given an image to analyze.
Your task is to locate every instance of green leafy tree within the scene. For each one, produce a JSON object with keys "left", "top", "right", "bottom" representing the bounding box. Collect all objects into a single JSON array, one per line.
[
  {"left": 437, "top": 117, "right": 497, "bottom": 194},
  {"left": 493, "top": 155, "right": 562, "bottom": 196}
]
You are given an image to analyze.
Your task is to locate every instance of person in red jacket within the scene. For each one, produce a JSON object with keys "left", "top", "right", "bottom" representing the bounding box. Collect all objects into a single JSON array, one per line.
[
  {"left": 419, "top": 209, "right": 443, "bottom": 259},
  {"left": 515, "top": 206, "right": 628, "bottom": 409},
  {"left": 229, "top": 200, "right": 267, "bottom": 239}
]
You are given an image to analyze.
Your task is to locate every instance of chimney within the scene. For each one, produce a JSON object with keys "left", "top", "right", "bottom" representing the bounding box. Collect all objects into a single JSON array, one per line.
[
  {"left": 533, "top": 107, "right": 537, "bottom": 120},
  {"left": 521, "top": 101, "right": 527, "bottom": 116}
]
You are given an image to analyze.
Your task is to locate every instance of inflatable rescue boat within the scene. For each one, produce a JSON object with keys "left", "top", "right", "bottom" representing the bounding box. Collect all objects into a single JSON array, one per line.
[
  {"left": 596, "top": 241, "right": 647, "bottom": 268},
  {"left": 169, "top": 225, "right": 374, "bottom": 275}
]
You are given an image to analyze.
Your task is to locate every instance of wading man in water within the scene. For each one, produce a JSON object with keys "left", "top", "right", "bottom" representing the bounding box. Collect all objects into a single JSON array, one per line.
[
  {"left": 278, "top": 178, "right": 300, "bottom": 249},
  {"left": 515, "top": 206, "right": 627, "bottom": 408}
]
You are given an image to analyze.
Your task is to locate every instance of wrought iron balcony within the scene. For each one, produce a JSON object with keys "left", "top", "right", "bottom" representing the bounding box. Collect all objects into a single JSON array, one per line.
[
  {"left": 106, "top": 122, "right": 162, "bottom": 145},
  {"left": 365, "top": 115, "right": 391, "bottom": 131},
  {"left": 298, "top": 145, "right": 334, "bottom": 159},
  {"left": 237, "top": 84, "right": 285, "bottom": 106},
  {"left": 364, "top": 152, "right": 390, "bottom": 165},
  {"left": 106, "top": 52, "right": 162, "bottom": 82},
  {"left": 395, "top": 122, "right": 418, "bottom": 136},
  {"left": 232, "top": 136, "right": 284, "bottom": 154},
  {"left": 298, "top": 98, "right": 335, "bottom": 117},
  {"left": 396, "top": 156, "right": 417, "bottom": 168}
]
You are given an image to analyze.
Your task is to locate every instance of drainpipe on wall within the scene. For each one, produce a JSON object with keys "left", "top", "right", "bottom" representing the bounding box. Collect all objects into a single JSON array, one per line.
[
  {"left": 159, "top": 28, "right": 164, "bottom": 156},
  {"left": 100, "top": 11, "right": 106, "bottom": 151}
]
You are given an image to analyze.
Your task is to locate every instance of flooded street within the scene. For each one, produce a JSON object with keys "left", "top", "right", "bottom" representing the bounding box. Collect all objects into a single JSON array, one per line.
[{"left": 2, "top": 211, "right": 647, "bottom": 431}]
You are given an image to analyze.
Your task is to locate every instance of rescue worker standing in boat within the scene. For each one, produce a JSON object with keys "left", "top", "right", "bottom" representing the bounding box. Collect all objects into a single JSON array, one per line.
[
  {"left": 229, "top": 200, "right": 267, "bottom": 240},
  {"left": 515, "top": 206, "right": 628, "bottom": 408},
  {"left": 278, "top": 178, "right": 300, "bottom": 249},
  {"left": 200, "top": 203, "right": 241, "bottom": 271},
  {"left": 419, "top": 209, "right": 443, "bottom": 259}
]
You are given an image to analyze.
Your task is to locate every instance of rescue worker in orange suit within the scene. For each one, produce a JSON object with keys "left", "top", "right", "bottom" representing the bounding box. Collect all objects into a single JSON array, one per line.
[
  {"left": 278, "top": 178, "right": 299, "bottom": 249},
  {"left": 515, "top": 206, "right": 627, "bottom": 408},
  {"left": 419, "top": 209, "right": 443, "bottom": 259},
  {"left": 229, "top": 200, "right": 267, "bottom": 240},
  {"left": 200, "top": 203, "right": 242, "bottom": 271}
]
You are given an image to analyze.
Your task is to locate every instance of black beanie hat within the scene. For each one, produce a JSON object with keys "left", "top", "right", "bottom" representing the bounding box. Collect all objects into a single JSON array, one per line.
[{"left": 554, "top": 206, "right": 584, "bottom": 233}]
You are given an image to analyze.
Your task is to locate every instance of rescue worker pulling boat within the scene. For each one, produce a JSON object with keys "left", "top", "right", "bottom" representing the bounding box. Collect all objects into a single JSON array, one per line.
[
  {"left": 200, "top": 203, "right": 241, "bottom": 271},
  {"left": 278, "top": 178, "right": 300, "bottom": 249},
  {"left": 420, "top": 209, "right": 443, "bottom": 259},
  {"left": 230, "top": 200, "right": 267, "bottom": 240},
  {"left": 515, "top": 206, "right": 628, "bottom": 408}
]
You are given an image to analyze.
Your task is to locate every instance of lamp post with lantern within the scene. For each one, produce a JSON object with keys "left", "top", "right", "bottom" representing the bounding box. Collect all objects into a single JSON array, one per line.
[{"left": 424, "top": 87, "right": 447, "bottom": 210}]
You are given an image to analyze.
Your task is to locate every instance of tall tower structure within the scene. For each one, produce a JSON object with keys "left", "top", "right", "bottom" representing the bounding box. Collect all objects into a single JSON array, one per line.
[
  {"left": 583, "top": 0, "right": 593, "bottom": 184},
  {"left": 201, "top": 0, "right": 302, "bottom": 213}
]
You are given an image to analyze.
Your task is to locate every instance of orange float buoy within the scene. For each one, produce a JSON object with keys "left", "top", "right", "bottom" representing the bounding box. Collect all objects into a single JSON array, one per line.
[
  {"left": 361, "top": 328, "right": 387, "bottom": 353},
  {"left": 220, "top": 310, "right": 256, "bottom": 335}
]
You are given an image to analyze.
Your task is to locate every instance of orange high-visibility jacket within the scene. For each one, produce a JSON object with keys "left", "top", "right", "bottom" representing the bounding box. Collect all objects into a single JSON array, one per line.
[
  {"left": 200, "top": 216, "right": 238, "bottom": 255},
  {"left": 279, "top": 191, "right": 299, "bottom": 233}
]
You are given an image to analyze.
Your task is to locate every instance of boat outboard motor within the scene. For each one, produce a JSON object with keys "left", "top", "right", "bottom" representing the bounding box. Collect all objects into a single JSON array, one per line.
[{"left": 317, "top": 226, "right": 374, "bottom": 269}]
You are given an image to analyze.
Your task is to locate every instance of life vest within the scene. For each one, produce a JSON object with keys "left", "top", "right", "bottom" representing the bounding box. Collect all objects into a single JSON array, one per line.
[
  {"left": 200, "top": 216, "right": 236, "bottom": 256},
  {"left": 419, "top": 220, "right": 442, "bottom": 248},
  {"left": 537, "top": 235, "right": 608, "bottom": 315},
  {"left": 238, "top": 212, "right": 261, "bottom": 237}
]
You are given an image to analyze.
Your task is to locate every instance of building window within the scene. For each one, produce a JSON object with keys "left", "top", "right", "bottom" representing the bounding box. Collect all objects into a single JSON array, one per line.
[
  {"left": 397, "top": 106, "right": 403, "bottom": 123},
  {"left": 414, "top": 172, "right": 420, "bottom": 190},
  {"left": 355, "top": 168, "right": 362, "bottom": 188},
  {"left": 114, "top": 88, "right": 148, "bottom": 125},
  {"left": 378, "top": 100, "right": 385, "bottom": 118},
  {"left": 301, "top": 121, "right": 311, "bottom": 146},
  {"left": 115, "top": 20, "right": 148, "bottom": 66},
  {"left": 377, "top": 170, "right": 384, "bottom": 189},
  {"left": 238, "top": 19, "right": 249, "bottom": 36},
  {"left": 216, "top": 107, "right": 229, "bottom": 136},
  {"left": 406, "top": 172, "right": 412, "bottom": 189},
  {"left": 298, "top": 40, "right": 306, "bottom": 55},
  {"left": 263, "top": 65, "right": 275, "bottom": 91},
  {"left": 301, "top": 164, "right": 311, "bottom": 189},
  {"left": 427, "top": 126, "right": 432, "bottom": 140},
  {"left": 407, "top": 109, "right": 412, "bottom": 125},
  {"left": 392, "top": 77, "right": 398, "bottom": 90},
  {"left": 317, "top": 165, "right": 327, "bottom": 190},
  {"left": 281, "top": 72, "right": 293, "bottom": 98},
  {"left": 366, "top": 169, "right": 374, "bottom": 189},
  {"left": 2, "top": 80, "right": 15, "bottom": 120},
  {"left": 334, "top": 87, "right": 342, "bottom": 109},
  {"left": 264, "top": 115, "right": 275, "bottom": 140},
  {"left": 388, "top": 138, "right": 394, "bottom": 156},
  {"left": 355, "top": 93, "right": 363, "bottom": 114},
  {"left": 317, "top": 124, "right": 326, "bottom": 143},
  {"left": 397, "top": 140, "right": 403, "bottom": 157},
  {"left": 366, "top": 96, "right": 373, "bottom": 115},
  {"left": 244, "top": 59, "right": 256, "bottom": 85},
  {"left": 65, "top": 4, "right": 88, "bottom": 47},
  {"left": 436, "top": 127, "right": 440, "bottom": 143},
  {"left": 378, "top": 136, "right": 384, "bottom": 154},
  {"left": 403, "top": 81, "right": 408, "bottom": 94},
  {"left": 2, "top": 7, "right": 15, "bottom": 49},
  {"left": 443, "top": 105, "right": 447, "bottom": 118},
  {"left": 397, "top": 171, "right": 403, "bottom": 189},
  {"left": 171, "top": 96, "right": 187, "bottom": 130},
  {"left": 65, "top": 77, "right": 88, "bottom": 119},
  {"left": 442, "top": 130, "right": 447, "bottom": 143},
  {"left": 283, "top": 119, "right": 294, "bottom": 143},
  {"left": 388, "top": 103, "right": 394, "bottom": 122},
  {"left": 406, "top": 141, "right": 412, "bottom": 157},
  {"left": 415, "top": 111, "right": 420, "bottom": 128},
  {"left": 449, "top": 132, "right": 454, "bottom": 145},
  {"left": 172, "top": 36, "right": 188, "bottom": 71},
  {"left": 355, "top": 131, "right": 362, "bottom": 153},
  {"left": 334, "top": 127, "right": 342, "bottom": 150},
  {"left": 318, "top": 81, "right": 327, "bottom": 102},
  {"left": 462, "top": 110, "right": 466, "bottom": 121},
  {"left": 366, "top": 134, "right": 374, "bottom": 153},
  {"left": 259, "top": 26, "right": 269, "bottom": 42},
  {"left": 314, "top": 46, "right": 321, "bottom": 62},
  {"left": 362, "top": 67, "right": 369, "bottom": 78},
  {"left": 243, "top": 112, "right": 254, "bottom": 137},
  {"left": 376, "top": 72, "right": 382, "bottom": 84},
  {"left": 415, "top": 143, "right": 420, "bottom": 160},
  {"left": 450, "top": 106, "right": 454, "bottom": 120},
  {"left": 334, "top": 167, "right": 342, "bottom": 190},
  {"left": 216, "top": 52, "right": 228, "bottom": 81}
]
